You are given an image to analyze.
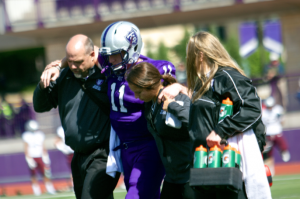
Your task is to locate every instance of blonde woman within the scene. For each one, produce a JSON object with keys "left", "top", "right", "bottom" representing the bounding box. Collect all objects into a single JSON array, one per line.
[{"left": 159, "top": 31, "right": 271, "bottom": 199}]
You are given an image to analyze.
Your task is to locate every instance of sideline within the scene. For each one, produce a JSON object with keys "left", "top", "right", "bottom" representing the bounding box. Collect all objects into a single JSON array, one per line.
[
  {"left": 3, "top": 189, "right": 127, "bottom": 199},
  {"left": 273, "top": 174, "right": 300, "bottom": 181}
]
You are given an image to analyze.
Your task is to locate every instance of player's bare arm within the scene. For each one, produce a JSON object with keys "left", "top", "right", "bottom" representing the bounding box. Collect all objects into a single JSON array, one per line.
[
  {"left": 162, "top": 95, "right": 175, "bottom": 111},
  {"left": 39, "top": 60, "right": 61, "bottom": 89},
  {"left": 157, "top": 83, "right": 191, "bottom": 104}
]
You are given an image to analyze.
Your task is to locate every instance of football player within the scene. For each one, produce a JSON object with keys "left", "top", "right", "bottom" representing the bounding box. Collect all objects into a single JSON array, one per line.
[
  {"left": 262, "top": 96, "right": 290, "bottom": 176},
  {"left": 22, "top": 120, "right": 56, "bottom": 196},
  {"left": 98, "top": 21, "right": 177, "bottom": 198}
]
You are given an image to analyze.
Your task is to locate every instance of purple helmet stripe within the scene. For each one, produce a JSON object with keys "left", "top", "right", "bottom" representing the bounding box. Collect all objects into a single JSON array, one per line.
[{"left": 102, "top": 21, "right": 119, "bottom": 47}]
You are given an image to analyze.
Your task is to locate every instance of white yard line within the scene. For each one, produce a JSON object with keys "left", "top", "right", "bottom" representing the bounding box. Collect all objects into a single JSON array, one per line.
[
  {"left": 273, "top": 195, "right": 300, "bottom": 199},
  {"left": 5, "top": 193, "right": 75, "bottom": 199},
  {"left": 273, "top": 176, "right": 300, "bottom": 182},
  {"left": 5, "top": 190, "right": 127, "bottom": 199}
]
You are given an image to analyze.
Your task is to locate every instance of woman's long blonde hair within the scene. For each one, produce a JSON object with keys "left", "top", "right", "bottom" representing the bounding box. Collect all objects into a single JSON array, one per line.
[{"left": 186, "top": 31, "right": 246, "bottom": 102}]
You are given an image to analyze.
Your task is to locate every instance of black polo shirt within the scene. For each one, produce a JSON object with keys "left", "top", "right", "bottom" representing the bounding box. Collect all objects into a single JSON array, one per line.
[{"left": 33, "top": 66, "right": 111, "bottom": 154}]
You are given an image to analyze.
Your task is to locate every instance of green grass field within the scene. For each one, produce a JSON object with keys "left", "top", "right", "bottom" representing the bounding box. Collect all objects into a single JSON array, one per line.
[
  {"left": 271, "top": 174, "right": 300, "bottom": 199},
  {"left": 3, "top": 174, "right": 300, "bottom": 199}
]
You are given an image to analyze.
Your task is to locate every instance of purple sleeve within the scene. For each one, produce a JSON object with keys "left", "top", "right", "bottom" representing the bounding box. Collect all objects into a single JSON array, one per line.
[
  {"left": 139, "top": 55, "right": 176, "bottom": 78},
  {"left": 154, "top": 61, "right": 176, "bottom": 78}
]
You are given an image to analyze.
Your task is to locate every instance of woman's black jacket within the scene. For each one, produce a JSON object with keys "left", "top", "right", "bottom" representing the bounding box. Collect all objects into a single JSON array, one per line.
[
  {"left": 145, "top": 93, "right": 193, "bottom": 184},
  {"left": 189, "top": 67, "right": 266, "bottom": 152}
]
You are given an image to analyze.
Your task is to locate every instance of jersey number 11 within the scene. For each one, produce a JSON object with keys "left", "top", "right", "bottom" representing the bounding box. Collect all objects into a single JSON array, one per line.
[{"left": 111, "top": 83, "right": 127, "bottom": 113}]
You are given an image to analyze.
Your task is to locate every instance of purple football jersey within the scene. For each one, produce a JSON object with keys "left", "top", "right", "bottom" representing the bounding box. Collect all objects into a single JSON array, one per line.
[{"left": 98, "top": 54, "right": 176, "bottom": 142}]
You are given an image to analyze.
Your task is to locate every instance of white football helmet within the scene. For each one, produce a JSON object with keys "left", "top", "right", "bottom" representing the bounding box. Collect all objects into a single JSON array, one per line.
[
  {"left": 99, "top": 21, "right": 143, "bottom": 75},
  {"left": 25, "top": 120, "right": 39, "bottom": 132},
  {"left": 265, "top": 96, "right": 275, "bottom": 108}
]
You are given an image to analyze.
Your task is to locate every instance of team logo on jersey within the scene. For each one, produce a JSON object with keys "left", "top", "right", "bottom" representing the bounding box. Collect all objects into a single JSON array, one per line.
[
  {"left": 125, "top": 28, "right": 138, "bottom": 45},
  {"left": 96, "top": 79, "right": 104, "bottom": 85},
  {"left": 93, "top": 79, "right": 103, "bottom": 91},
  {"left": 118, "top": 76, "right": 123, "bottom": 81}
]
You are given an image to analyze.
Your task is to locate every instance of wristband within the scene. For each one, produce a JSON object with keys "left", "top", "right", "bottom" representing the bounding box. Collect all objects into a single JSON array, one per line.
[{"left": 54, "top": 63, "right": 61, "bottom": 72}]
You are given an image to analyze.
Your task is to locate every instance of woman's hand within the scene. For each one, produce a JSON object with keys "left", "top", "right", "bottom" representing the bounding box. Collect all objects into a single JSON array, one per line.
[
  {"left": 162, "top": 95, "right": 175, "bottom": 111},
  {"left": 206, "top": 130, "right": 225, "bottom": 150}
]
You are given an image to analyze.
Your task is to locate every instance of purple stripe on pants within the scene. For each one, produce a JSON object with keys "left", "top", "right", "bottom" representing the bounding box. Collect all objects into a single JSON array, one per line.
[{"left": 121, "top": 139, "right": 165, "bottom": 199}]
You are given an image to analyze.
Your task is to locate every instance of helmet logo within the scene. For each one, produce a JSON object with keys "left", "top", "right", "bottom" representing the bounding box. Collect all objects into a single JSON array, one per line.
[{"left": 125, "top": 28, "right": 138, "bottom": 46}]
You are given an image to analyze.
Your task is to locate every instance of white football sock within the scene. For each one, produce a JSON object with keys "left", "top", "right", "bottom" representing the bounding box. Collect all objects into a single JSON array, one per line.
[
  {"left": 45, "top": 182, "right": 56, "bottom": 194},
  {"left": 32, "top": 183, "right": 41, "bottom": 196}
]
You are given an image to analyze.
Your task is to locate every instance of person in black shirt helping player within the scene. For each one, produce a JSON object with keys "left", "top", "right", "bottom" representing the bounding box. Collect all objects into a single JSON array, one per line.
[
  {"left": 158, "top": 31, "right": 272, "bottom": 199},
  {"left": 33, "top": 35, "right": 119, "bottom": 199},
  {"left": 126, "top": 62, "right": 197, "bottom": 199}
]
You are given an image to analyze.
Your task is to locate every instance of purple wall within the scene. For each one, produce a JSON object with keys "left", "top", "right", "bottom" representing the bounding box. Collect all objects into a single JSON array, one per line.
[
  {"left": 0, "top": 129, "right": 299, "bottom": 184},
  {"left": 0, "top": 150, "right": 71, "bottom": 184},
  {"left": 273, "top": 129, "right": 300, "bottom": 163}
]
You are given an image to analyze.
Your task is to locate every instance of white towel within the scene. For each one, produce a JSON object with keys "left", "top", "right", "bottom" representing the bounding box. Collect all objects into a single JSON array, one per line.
[
  {"left": 106, "top": 126, "right": 123, "bottom": 178},
  {"left": 165, "top": 101, "right": 184, "bottom": 129},
  {"left": 227, "top": 129, "right": 272, "bottom": 199}
]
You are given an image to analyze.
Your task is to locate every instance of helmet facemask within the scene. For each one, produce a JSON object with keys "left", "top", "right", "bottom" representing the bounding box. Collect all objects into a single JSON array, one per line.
[{"left": 99, "top": 47, "right": 129, "bottom": 75}]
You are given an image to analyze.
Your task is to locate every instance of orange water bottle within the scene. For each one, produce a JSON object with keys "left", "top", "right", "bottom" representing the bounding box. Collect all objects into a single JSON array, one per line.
[
  {"left": 208, "top": 145, "right": 222, "bottom": 168},
  {"left": 194, "top": 145, "right": 208, "bottom": 168},
  {"left": 219, "top": 97, "right": 233, "bottom": 121},
  {"left": 222, "top": 145, "right": 236, "bottom": 168}
]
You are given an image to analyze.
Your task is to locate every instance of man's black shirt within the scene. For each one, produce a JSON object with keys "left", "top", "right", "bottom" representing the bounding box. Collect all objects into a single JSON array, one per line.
[{"left": 33, "top": 66, "right": 110, "bottom": 154}]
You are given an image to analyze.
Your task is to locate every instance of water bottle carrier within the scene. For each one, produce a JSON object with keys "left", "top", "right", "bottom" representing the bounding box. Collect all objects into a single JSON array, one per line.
[{"left": 190, "top": 167, "right": 243, "bottom": 193}]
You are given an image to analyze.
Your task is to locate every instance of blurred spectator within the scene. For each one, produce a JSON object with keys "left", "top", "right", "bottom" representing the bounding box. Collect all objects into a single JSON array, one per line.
[
  {"left": 0, "top": 98, "right": 15, "bottom": 138},
  {"left": 264, "top": 52, "right": 285, "bottom": 75},
  {"left": 264, "top": 52, "right": 285, "bottom": 107},
  {"left": 0, "top": 94, "right": 36, "bottom": 138},
  {"left": 54, "top": 126, "right": 74, "bottom": 190},
  {"left": 13, "top": 96, "right": 36, "bottom": 135},
  {"left": 176, "top": 62, "right": 187, "bottom": 85},
  {"left": 0, "top": 73, "right": 7, "bottom": 99},
  {"left": 22, "top": 120, "right": 56, "bottom": 196},
  {"left": 262, "top": 96, "right": 290, "bottom": 176}
]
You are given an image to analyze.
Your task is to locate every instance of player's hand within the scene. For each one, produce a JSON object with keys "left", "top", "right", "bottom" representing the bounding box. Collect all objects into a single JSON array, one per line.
[
  {"left": 206, "top": 130, "right": 225, "bottom": 150},
  {"left": 157, "top": 83, "right": 182, "bottom": 104},
  {"left": 162, "top": 95, "right": 175, "bottom": 111},
  {"left": 44, "top": 60, "right": 61, "bottom": 71},
  {"left": 40, "top": 65, "right": 61, "bottom": 89}
]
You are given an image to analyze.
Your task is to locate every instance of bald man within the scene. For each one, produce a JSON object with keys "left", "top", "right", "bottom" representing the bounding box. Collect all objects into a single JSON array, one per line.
[{"left": 33, "top": 35, "right": 120, "bottom": 199}]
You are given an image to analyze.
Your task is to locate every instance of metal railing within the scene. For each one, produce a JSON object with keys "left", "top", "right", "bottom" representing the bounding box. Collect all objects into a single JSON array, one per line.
[{"left": 2, "top": 0, "right": 241, "bottom": 32}]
